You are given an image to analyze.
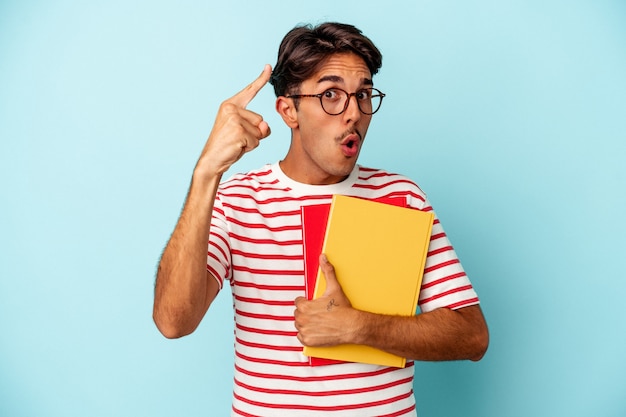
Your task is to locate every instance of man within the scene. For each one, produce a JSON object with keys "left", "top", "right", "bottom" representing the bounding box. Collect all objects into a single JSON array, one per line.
[{"left": 154, "top": 22, "right": 488, "bottom": 416}]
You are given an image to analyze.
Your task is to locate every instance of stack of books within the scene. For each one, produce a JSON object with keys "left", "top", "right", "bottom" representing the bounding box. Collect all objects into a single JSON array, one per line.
[{"left": 300, "top": 195, "right": 434, "bottom": 368}]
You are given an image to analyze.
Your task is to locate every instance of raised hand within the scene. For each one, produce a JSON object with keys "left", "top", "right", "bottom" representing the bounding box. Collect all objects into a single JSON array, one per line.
[{"left": 196, "top": 64, "right": 272, "bottom": 177}]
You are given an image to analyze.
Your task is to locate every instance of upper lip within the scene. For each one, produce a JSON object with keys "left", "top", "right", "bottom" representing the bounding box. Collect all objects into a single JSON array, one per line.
[{"left": 340, "top": 130, "right": 361, "bottom": 147}]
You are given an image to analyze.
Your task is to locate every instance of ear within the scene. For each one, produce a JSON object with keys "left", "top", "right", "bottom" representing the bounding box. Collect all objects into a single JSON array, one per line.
[{"left": 275, "top": 96, "right": 299, "bottom": 129}]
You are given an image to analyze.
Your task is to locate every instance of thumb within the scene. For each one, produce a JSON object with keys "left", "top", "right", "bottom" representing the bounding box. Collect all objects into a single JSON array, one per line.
[
  {"left": 319, "top": 254, "right": 341, "bottom": 296},
  {"left": 258, "top": 120, "right": 271, "bottom": 139}
]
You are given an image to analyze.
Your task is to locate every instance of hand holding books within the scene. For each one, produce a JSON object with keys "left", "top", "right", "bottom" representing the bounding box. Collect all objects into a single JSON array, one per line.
[{"left": 294, "top": 254, "right": 357, "bottom": 348}]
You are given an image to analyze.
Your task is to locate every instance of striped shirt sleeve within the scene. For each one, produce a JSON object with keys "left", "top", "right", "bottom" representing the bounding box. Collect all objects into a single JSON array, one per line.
[
  {"left": 417, "top": 198, "right": 479, "bottom": 312},
  {"left": 207, "top": 192, "right": 232, "bottom": 290}
]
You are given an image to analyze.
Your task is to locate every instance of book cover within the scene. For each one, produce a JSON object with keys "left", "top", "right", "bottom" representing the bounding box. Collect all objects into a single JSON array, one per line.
[
  {"left": 302, "top": 195, "right": 434, "bottom": 368},
  {"left": 302, "top": 196, "right": 407, "bottom": 300}
]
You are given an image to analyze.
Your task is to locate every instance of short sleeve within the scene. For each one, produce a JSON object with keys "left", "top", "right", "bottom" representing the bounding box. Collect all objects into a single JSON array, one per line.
[
  {"left": 207, "top": 192, "right": 232, "bottom": 290},
  {"left": 418, "top": 199, "right": 480, "bottom": 313}
]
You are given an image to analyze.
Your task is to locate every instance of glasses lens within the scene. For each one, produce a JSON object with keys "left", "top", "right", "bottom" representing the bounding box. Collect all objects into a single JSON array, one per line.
[
  {"left": 319, "top": 88, "right": 384, "bottom": 115},
  {"left": 358, "top": 89, "right": 374, "bottom": 114},
  {"left": 359, "top": 89, "right": 383, "bottom": 115},
  {"left": 320, "top": 89, "right": 345, "bottom": 115}
]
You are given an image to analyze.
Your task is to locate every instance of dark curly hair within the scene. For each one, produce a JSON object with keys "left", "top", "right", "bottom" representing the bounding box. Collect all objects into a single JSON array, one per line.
[{"left": 269, "top": 22, "right": 383, "bottom": 97}]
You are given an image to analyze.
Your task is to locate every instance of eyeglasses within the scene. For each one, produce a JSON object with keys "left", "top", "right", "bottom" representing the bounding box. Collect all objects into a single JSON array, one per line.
[{"left": 286, "top": 87, "right": 386, "bottom": 116}]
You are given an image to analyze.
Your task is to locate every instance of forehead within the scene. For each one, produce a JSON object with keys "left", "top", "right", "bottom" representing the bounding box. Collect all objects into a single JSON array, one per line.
[{"left": 308, "top": 53, "right": 372, "bottom": 85}]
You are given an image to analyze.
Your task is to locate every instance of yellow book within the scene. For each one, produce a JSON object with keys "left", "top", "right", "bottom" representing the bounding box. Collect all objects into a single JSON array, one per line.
[{"left": 303, "top": 195, "right": 434, "bottom": 367}]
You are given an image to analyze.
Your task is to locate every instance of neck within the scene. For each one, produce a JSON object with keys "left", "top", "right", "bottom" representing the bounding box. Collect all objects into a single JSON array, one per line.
[{"left": 278, "top": 158, "right": 349, "bottom": 185}]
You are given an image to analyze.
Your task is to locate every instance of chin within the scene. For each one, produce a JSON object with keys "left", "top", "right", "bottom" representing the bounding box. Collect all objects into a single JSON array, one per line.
[{"left": 329, "top": 162, "right": 357, "bottom": 179}]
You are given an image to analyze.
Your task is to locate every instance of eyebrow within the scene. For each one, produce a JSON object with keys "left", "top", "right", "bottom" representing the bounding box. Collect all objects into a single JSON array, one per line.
[{"left": 317, "top": 75, "right": 374, "bottom": 86}]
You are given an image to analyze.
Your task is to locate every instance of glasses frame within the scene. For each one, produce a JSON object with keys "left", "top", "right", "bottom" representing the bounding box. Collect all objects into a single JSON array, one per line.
[{"left": 286, "top": 87, "right": 386, "bottom": 116}]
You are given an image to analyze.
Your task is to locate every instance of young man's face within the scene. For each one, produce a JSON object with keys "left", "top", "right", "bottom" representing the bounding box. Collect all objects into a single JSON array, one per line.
[{"left": 280, "top": 53, "right": 374, "bottom": 185}]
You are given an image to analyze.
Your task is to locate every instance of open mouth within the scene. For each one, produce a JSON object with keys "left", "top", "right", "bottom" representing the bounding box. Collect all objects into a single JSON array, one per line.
[{"left": 340, "top": 132, "right": 360, "bottom": 157}]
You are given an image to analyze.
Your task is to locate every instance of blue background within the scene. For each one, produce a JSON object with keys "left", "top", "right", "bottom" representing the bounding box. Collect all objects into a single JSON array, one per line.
[{"left": 1, "top": 1, "right": 625, "bottom": 416}]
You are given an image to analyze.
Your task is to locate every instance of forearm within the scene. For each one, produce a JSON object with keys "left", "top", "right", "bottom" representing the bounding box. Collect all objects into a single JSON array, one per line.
[
  {"left": 153, "top": 171, "right": 222, "bottom": 338},
  {"left": 295, "top": 256, "right": 489, "bottom": 362},
  {"left": 352, "top": 305, "right": 489, "bottom": 362}
]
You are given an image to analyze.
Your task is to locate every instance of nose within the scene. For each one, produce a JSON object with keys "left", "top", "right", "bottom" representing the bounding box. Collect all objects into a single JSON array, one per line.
[{"left": 342, "top": 93, "right": 362, "bottom": 123}]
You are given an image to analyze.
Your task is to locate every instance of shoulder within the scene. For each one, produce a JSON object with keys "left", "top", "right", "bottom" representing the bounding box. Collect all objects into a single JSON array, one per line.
[
  {"left": 355, "top": 166, "right": 428, "bottom": 208},
  {"left": 216, "top": 164, "right": 301, "bottom": 213},
  {"left": 218, "top": 164, "right": 286, "bottom": 194},
  {"left": 220, "top": 164, "right": 274, "bottom": 186},
  {"left": 357, "top": 166, "right": 420, "bottom": 187}
]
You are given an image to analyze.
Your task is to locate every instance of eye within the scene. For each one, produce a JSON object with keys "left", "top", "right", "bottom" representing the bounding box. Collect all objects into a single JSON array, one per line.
[
  {"left": 356, "top": 89, "right": 373, "bottom": 100},
  {"left": 322, "top": 89, "right": 342, "bottom": 102}
]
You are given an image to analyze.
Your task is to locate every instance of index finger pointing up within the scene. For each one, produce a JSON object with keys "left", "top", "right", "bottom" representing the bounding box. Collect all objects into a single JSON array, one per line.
[{"left": 229, "top": 64, "right": 272, "bottom": 108}]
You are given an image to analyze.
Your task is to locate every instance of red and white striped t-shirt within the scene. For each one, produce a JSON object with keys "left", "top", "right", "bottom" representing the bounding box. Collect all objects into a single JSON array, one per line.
[{"left": 207, "top": 162, "right": 479, "bottom": 417}]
